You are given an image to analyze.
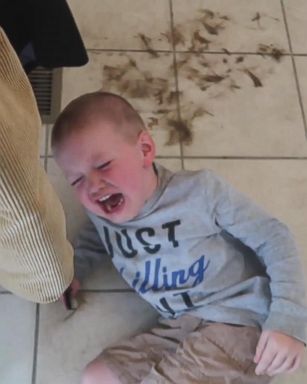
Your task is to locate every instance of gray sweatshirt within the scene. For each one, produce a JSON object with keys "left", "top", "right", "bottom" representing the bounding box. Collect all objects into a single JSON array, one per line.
[{"left": 74, "top": 163, "right": 307, "bottom": 342}]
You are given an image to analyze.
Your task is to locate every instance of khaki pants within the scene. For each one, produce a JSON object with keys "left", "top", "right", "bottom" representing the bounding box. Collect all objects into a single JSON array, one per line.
[
  {"left": 0, "top": 28, "right": 73, "bottom": 303},
  {"left": 101, "top": 315, "right": 271, "bottom": 384}
]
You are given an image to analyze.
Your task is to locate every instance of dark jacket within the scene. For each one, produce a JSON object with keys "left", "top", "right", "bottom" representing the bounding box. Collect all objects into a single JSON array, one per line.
[{"left": 0, "top": 0, "right": 88, "bottom": 72}]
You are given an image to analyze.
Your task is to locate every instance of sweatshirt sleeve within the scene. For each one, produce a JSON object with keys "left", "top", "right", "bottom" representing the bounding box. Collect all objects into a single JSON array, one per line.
[
  {"left": 204, "top": 170, "right": 307, "bottom": 342},
  {"left": 73, "top": 219, "right": 109, "bottom": 282}
]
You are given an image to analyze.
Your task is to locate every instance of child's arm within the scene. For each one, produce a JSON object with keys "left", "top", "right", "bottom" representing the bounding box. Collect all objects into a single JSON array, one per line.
[
  {"left": 73, "top": 218, "right": 109, "bottom": 282},
  {"left": 60, "top": 219, "right": 107, "bottom": 308},
  {"left": 203, "top": 171, "right": 307, "bottom": 373}
]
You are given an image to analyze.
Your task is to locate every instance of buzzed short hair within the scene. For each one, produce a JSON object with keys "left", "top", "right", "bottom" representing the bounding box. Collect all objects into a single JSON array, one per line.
[{"left": 51, "top": 91, "right": 145, "bottom": 153}]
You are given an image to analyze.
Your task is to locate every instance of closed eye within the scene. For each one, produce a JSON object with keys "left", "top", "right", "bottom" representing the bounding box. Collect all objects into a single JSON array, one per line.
[
  {"left": 96, "top": 161, "right": 111, "bottom": 170},
  {"left": 71, "top": 176, "right": 83, "bottom": 186}
]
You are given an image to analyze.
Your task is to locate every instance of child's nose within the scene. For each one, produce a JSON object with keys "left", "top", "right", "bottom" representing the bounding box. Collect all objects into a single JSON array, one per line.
[{"left": 87, "top": 171, "right": 106, "bottom": 196}]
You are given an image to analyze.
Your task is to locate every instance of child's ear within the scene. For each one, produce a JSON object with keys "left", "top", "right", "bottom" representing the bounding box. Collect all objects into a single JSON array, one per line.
[{"left": 138, "top": 130, "right": 156, "bottom": 167}]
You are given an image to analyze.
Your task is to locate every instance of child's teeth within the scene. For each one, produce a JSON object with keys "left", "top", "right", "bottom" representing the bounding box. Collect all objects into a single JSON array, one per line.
[{"left": 99, "top": 194, "right": 111, "bottom": 202}]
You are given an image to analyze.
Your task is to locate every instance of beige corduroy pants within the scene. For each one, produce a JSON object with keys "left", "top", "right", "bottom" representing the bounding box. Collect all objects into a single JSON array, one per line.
[{"left": 0, "top": 28, "right": 73, "bottom": 303}]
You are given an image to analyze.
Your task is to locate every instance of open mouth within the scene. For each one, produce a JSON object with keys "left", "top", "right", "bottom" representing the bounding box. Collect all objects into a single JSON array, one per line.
[{"left": 98, "top": 193, "right": 124, "bottom": 214}]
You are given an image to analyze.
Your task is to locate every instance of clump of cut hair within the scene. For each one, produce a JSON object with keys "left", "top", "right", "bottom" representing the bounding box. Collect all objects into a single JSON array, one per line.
[{"left": 51, "top": 91, "right": 145, "bottom": 154}]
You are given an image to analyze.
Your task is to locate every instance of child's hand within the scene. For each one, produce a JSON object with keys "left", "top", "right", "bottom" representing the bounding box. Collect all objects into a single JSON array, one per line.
[{"left": 254, "top": 330, "right": 305, "bottom": 376}]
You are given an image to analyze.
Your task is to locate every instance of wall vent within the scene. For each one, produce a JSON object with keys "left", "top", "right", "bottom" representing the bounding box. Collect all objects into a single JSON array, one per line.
[{"left": 28, "top": 67, "right": 62, "bottom": 124}]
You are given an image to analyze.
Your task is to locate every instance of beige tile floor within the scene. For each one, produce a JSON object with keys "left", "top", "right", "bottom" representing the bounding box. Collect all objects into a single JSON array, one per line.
[{"left": 1, "top": 0, "right": 307, "bottom": 383}]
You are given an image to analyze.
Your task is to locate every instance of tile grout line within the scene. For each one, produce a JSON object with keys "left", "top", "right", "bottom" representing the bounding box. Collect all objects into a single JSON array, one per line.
[
  {"left": 168, "top": 0, "right": 184, "bottom": 170},
  {"left": 31, "top": 304, "right": 40, "bottom": 384},
  {"left": 42, "top": 154, "right": 307, "bottom": 160},
  {"left": 158, "top": 156, "right": 307, "bottom": 160},
  {"left": 87, "top": 48, "right": 307, "bottom": 57},
  {"left": 172, "top": 156, "right": 307, "bottom": 160},
  {"left": 280, "top": 0, "right": 307, "bottom": 139},
  {"left": 81, "top": 288, "right": 135, "bottom": 293}
]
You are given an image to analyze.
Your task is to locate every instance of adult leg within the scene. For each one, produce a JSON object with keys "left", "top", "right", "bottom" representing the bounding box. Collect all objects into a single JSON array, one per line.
[{"left": 0, "top": 27, "right": 73, "bottom": 303}]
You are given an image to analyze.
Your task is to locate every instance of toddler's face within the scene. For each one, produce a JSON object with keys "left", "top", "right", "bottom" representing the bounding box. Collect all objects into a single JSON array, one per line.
[{"left": 55, "top": 121, "right": 156, "bottom": 223}]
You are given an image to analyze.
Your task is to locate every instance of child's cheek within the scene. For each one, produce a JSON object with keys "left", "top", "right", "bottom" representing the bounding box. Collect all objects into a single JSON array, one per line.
[{"left": 76, "top": 187, "right": 87, "bottom": 206}]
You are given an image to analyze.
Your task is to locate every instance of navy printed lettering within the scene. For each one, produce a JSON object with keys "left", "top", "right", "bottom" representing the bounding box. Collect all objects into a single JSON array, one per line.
[
  {"left": 132, "top": 271, "right": 141, "bottom": 289},
  {"left": 155, "top": 292, "right": 201, "bottom": 316},
  {"left": 101, "top": 218, "right": 212, "bottom": 319},
  {"left": 139, "top": 260, "right": 153, "bottom": 293},
  {"left": 116, "top": 229, "right": 138, "bottom": 258},
  {"left": 152, "top": 258, "right": 161, "bottom": 291},
  {"left": 190, "top": 256, "right": 210, "bottom": 287},
  {"left": 135, "top": 255, "right": 209, "bottom": 293},
  {"left": 162, "top": 220, "right": 181, "bottom": 247},
  {"left": 173, "top": 291, "right": 195, "bottom": 308},
  {"left": 135, "top": 227, "right": 161, "bottom": 254},
  {"left": 156, "top": 297, "right": 176, "bottom": 316},
  {"left": 171, "top": 269, "right": 189, "bottom": 287},
  {"left": 101, "top": 220, "right": 182, "bottom": 257},
  {"left": 162, "top": 266, "right": 175, "bottom": 290},
  {"left": 103, "top": 226, "right": 114, "bottom": 257}
]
